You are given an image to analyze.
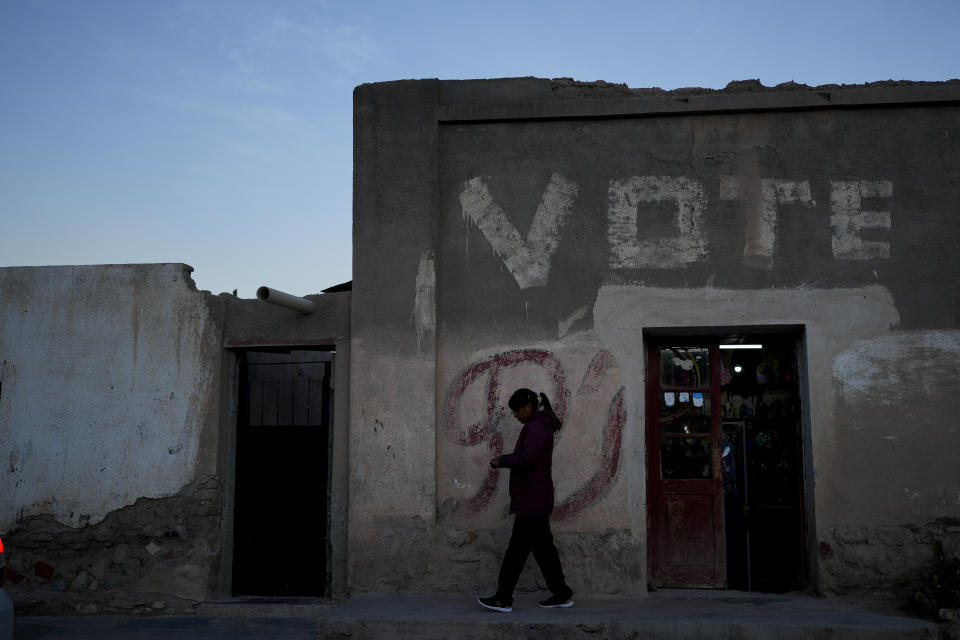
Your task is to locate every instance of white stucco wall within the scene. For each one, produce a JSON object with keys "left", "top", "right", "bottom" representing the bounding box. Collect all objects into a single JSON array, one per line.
[{"left": 0, "top": 264, "right": 222, "bottom": 529}]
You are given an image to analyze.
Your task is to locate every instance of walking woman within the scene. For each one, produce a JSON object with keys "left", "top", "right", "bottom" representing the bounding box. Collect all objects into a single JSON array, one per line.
[{"left": 478, "top": 388, "right": 574, "bottom": 612}]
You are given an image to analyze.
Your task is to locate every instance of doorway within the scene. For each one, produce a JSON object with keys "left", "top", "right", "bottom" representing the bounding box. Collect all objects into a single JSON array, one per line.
[
  {"left": 232, "top": 349, "right": 333, "bottom": 597},
  {"left": 646, "top": 333, "right": 807, "bottom": 592}
]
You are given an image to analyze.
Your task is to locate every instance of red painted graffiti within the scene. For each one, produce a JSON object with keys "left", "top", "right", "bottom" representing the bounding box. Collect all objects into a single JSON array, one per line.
[
  {"left": 553, "top": 388, "right": 625, "bottom": 521},
  {"left": 578, "top": 349, "right": 615, "bottom": 395},
  {"left": 444, "top": 347, "right": 625, "bottom": 520},
  {"left": 463, "top": 431, "right": 503, "bottom": 514},
  {"left": 444, "top": 349, "right": 566, "bottom": 514},
  {"left": 553, "top": 349, "right": 624, "bottom": 521},
  {"left": 443, "top": 349, "right": 567, "bottom": 446}
]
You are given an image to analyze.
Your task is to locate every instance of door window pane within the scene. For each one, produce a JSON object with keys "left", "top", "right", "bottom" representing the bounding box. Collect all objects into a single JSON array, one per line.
[
  {"left": 660, "top": 392, "right": 711, "bottom": 422},
  {"left": 660, "top": 437, "right": 714, "bottom": 479},
  {"left": 660, "top": 417, "right": 712, "bottom": 435},
  {"left": 660, "top": 347, "right": 710, "bottom": 387}
]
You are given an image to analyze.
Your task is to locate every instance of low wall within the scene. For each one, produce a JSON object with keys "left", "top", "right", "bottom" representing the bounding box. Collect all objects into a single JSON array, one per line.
[{"left": 0, "top": 263, "right": 228, "bottom": 613}]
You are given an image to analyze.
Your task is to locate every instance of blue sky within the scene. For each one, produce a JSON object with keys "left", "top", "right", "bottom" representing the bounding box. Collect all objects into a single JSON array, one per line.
[{"left": 1, "top": 0, "right": 957, "bottom": 297}]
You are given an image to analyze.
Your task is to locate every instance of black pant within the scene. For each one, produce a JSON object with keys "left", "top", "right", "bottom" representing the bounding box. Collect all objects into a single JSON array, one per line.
[{"left": 496, "top": 513, "right": 571, "bottom": 601}]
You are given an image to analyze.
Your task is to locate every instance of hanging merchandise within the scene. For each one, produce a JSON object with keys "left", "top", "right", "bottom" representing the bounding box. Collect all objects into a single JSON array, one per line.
[
  {"left": 756, "top": 363, "right": 770, "bottom": 384},
  {"left": 720, "top": 354, "right": 734, "bottom": 385}
]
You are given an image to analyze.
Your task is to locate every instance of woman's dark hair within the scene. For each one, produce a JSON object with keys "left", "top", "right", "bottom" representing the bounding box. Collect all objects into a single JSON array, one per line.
[{"left": 508, "top": 388, "right": 555, "bottom": 414}]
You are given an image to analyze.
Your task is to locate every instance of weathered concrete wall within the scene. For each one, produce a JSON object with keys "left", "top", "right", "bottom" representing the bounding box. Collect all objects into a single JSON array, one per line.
[
  {"left": 349, "top": 81, "right": 441, "bottom": 592},
  {"left": 219, "top": 290, "right": 352, "bottom": 600},
  {"left": 0, "top": 264, "right": 223, "bottom": 528},
  {"left": 0, "top": 263, "right": 227, "bottom": 612},
  {"left": 822, "top": 330, "right": 960, "bottom": 603},
  {"left": 222, "top": 289, "right": 350, "bottom": 350},
  {"left": 0, "top": 266, "right": 353, "bottom": 612},
  {"left": 351, "top": 77, "right": 960, "bottom": 600}
]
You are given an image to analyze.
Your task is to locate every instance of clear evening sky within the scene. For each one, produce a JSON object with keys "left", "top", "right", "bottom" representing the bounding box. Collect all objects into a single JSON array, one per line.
[{"left": 1, "top": 0, "right": 957, "bottom": 297}]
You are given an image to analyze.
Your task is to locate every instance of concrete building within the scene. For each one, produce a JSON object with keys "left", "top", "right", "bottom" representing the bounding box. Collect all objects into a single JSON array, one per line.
[
  {"left": 0, "top": 265, "right": 352, "bottom": 613},
  {"left": 1, "top": 77, "right": 958, "bottom": 615}
]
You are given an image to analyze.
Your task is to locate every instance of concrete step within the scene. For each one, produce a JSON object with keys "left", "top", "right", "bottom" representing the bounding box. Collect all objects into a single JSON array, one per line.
[
  {"left": 14, "top": 591, "right": 954, "bottom": 640},
  {"left": 317, "top": 592, "right": 944, "bottom": 640},
  {"left": 197, "top": 596, "right": 332, "bottom": 617}
]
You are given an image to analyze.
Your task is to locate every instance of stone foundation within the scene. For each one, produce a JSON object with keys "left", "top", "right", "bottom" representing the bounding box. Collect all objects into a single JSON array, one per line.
[
  {"left": 819, "top": 518, "right": 960, "bottom": 606},
  {"left": 2, "top": 475, "right": 223, "bottom": 615},
  {"left": 350, "top": 517, "right": 644, "bottom": 596}
]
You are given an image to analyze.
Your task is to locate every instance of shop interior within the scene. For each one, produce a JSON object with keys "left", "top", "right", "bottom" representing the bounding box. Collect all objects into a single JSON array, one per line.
[{"left": 719, "top": 339, "right": 805, "bottom": 592}]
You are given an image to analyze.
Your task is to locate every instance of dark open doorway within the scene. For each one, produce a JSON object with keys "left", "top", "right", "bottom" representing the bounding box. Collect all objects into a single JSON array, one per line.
[
  {"left": 646, "top": 332, "right": 808, "bottom": 592},
  {"left": 232, "top": 349, "right": 333, "bottom": 597}
]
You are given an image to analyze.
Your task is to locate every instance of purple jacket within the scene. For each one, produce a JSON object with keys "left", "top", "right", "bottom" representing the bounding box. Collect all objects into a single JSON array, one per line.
[{"left": 496, "top": 409, "right": 561, "bottom": 516}]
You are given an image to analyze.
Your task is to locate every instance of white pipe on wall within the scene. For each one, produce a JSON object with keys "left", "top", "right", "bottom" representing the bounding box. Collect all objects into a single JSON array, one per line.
[{"left": 256, "top": 286, "right": 315, "bottom": 314}]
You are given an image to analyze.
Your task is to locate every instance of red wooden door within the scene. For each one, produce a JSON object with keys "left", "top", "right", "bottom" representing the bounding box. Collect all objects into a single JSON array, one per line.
[{"left": 647, "top": 344, "right": 724, "bottom": 588}]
